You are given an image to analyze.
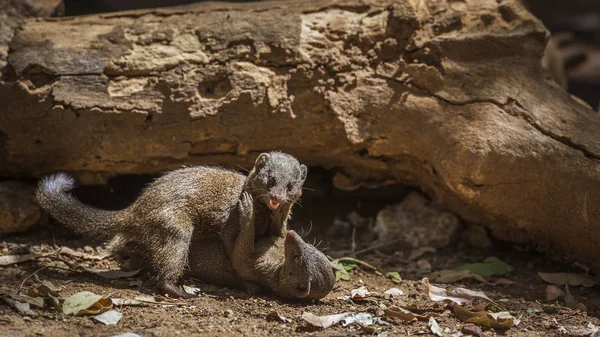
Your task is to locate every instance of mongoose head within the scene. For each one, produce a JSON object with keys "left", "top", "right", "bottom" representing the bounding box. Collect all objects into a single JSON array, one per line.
[
  {"left": 272, "top": 230, "right": 336, "bottom": 300},
  {"left": 246, "top": 152, "right": 307, "bottom": 211}
]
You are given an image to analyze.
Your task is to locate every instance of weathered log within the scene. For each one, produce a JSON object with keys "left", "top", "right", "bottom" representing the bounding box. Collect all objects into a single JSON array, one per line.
[
  {"left": 1, "top": 0, "right": 600, "bottom": 269},
  {"left": 0, "top": 0, "right": 64, "bottom": 76}
]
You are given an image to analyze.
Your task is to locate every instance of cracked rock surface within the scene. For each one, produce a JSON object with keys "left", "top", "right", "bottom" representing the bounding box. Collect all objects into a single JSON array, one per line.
[{"left": 1, "top": 0, "right": 600, "bottom": 269}]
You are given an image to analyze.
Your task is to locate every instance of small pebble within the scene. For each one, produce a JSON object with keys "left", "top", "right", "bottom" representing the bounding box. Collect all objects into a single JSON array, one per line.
[{"left": 462, "top": 323, "right": 482, "bottom": 337}]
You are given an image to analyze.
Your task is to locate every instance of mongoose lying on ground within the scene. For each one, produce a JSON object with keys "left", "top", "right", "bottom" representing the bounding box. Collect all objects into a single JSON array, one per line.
[
  {"left": 190, "top": 192, "right": 335, "bottom": 299},
  {"left": 36, "top": 152, "right": 307, "bottom": 298}
]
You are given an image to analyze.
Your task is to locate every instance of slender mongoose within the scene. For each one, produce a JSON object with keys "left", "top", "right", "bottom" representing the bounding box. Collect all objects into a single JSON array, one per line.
[
  {"left": 36, "top": 152, "right": 307, "bottom": 298},
  {"left": 119, "top": 193, "right": 336, "bottom": 299},
  {"left": 226, "top": 192, "right": 336, "bottom": 299},
  {"left": 188, "top": 229, "right": 336, "bottom": 300}
]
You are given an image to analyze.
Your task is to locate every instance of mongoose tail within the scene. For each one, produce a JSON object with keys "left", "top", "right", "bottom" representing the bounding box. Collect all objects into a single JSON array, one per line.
[{"left": 35, "top": 173, "right": 123, "bottom": 240}]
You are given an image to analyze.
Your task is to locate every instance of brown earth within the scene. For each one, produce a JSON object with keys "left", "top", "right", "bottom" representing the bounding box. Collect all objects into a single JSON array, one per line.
[{"left": 1, "top": 183, "right": 599, "bottom": 337}]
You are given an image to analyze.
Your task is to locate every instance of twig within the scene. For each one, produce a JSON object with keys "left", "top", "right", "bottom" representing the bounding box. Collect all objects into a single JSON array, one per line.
[
  {"left": 15, "top": 266, "right": 49, "bottom": 294},
  {"left": 330, "top": 257, "right": 385, "bottom": 277},
  {"left": 14, "top": 265, "right": 78, "bottom": 295},
  {"left": 351, "top": 240, "right": 402, "bottom": 257},
  {"left": 14, "top": 247, "right": 66, "bottom": 294}
]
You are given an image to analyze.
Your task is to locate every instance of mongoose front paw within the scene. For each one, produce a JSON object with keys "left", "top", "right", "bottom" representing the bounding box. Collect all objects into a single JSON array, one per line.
[
  {"left": 238, "top": 191, "right": 254, "bottom": 220},
  {"left": 159, "top": 282, "right": 194, "bottom": 299},
  {"left": 243, "top": 281, "right": 262, "bottom": 295}
]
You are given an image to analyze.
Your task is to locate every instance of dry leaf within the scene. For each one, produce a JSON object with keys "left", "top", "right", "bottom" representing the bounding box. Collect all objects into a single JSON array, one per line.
[
  {"left": 343, "top": 313, "right": 373, "bottom": 326},
  {"left": 0, "top": 253, "right": 48, "bottom": 266},
  {"left": 546, "top": 285, "right": 565, "bottom": 301},
  {"left": 0, "top": 295, "right": 37, "bottom": 316},
  {"left": 571, "top": 322, "right": 600, "bottom": 336},
  {"left": 133, "top": 295, "right": 187, "bottom": 306},
  {"left": 422, "top": 278, "right": 493, "bottom": 305},
  {"left": 472, "top": 303, "right": 487, "bottom": 312},
  {"left": 384, "top": 288, "right": 404, "bottom": 297},
  {"left": 538, "top": 273, "right": 596, "bottom": 287},
  {"left": 351, "top": 286, "right": 374, "bottom": 300},
  {"left": 28, "top": 282, "right": 60, "bottom": 298},
  {"left": 10, "top": 294, "right": 44, "bottom": 308},
  {"left": 112, "top": 298, "right": 146, "bottom": 307},
  {"left": 85, "top": 268, "right": 140, "bottom": 280},
  {"left": 62, "top": 291, "right": 112, "bottom": 315},
  {"left": 450, "top": 287, "right": 493, "bottom": 303},
  {"left": 266, "top": 311, "right": 292, "bottom": 323},
  {"left": 451, "top": 303, "right": 519, "bottom": 329},
  {"left": 93, "top": 310, "right": 122, "bottom": 325},
  {"left": 338, "top": 286, "right": 376, "bottom": 301},
  {"left": 488, "top": 311, "right": 521, "bottom": 326},
  {"left": 384, "top": 306, "right": 437, "bottom": 322},
  {"left": 302, "top": 312, "right": 351, "bottom": 329},
  {"left": 429, "top": 317, "right": 464, "bottom": 337},
  {"left": 78, "top": 298, "right": 112, "bottom": 315},
  {"left": 59, "top": 247, "right": 111, "bottom": 261}
]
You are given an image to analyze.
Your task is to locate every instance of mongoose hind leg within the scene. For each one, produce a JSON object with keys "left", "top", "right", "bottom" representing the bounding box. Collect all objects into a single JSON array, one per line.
[{"left": 147, "top": 218, "right": 194, "bottom": 299}]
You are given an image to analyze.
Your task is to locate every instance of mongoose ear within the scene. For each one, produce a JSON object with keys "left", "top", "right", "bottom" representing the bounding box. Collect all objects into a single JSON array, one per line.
[
  {"left": 299, "top": 164, "right": 307, "bottom": 182},
  {"left": 255, "top": 153, "right": 270, "bottom": 169}
]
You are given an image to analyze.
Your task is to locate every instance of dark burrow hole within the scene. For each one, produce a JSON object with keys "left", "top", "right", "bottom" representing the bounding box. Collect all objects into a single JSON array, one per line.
[
  {"left": 28, "top": 166, "right": 411, "bottom": 251},
  {"left": 65, "top": 167, "right": 410, "bottom": 246},
  {"left": 36, "top": 166, "right": 523, "bottom": 258},
  {"left": 198, "top": 78, "right": 233, "bottom": 99}
]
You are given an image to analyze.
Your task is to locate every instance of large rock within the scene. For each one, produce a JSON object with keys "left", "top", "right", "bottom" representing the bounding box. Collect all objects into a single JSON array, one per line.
[
  {"left": 1, "top": 0, "right": 600, "bottom": 270},
  {"left": 374, "top": 192, "right": 462, "bottom": 249},
  {"left": 0, "top": 181, "right": 41, "bottom": 237}
]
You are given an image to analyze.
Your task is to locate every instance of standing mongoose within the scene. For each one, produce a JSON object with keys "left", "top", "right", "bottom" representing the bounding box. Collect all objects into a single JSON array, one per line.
[{"left": 36, "top": 152, "right": 307, "bottom": 298}]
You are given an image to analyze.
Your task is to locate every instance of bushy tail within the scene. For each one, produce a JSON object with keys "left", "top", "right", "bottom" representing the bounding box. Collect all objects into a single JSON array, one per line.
[{"left": 35, "top": 173, "right": 124, "bottom": 240}]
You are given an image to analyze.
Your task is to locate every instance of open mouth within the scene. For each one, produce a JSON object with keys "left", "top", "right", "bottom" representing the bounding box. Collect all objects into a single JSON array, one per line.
[{"left": 268, "top": 198, "right": 281, "bottom": 210}]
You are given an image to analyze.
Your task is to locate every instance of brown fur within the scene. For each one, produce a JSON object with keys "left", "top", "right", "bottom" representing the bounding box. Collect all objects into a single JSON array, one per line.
[
  {"left": 36, "top": 152, "right": 307, "bottom": 298},
  {"left": 111, "top": 192, "right": 336, "bottom": 299}
]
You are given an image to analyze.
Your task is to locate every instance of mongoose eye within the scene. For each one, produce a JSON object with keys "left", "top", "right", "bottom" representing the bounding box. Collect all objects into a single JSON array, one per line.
[
  {"left": 286, "top": 184, "right": 293, "bottom": 192},
  {"left": 293, "top": 254, "right": 300, "bottom": 262}
]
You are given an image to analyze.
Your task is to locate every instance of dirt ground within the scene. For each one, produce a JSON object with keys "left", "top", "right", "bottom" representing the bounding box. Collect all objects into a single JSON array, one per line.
[{"left": 1, "top": 176, "right": 599, "bottom": 337}]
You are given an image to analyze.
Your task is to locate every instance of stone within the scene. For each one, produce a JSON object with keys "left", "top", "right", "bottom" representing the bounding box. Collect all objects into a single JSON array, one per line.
[
  {"left": 373, "top": 192, "right": 462, "bottom": 249},
  {"left": 0, "top": 181, "right": 41, "bottom": 236}
]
